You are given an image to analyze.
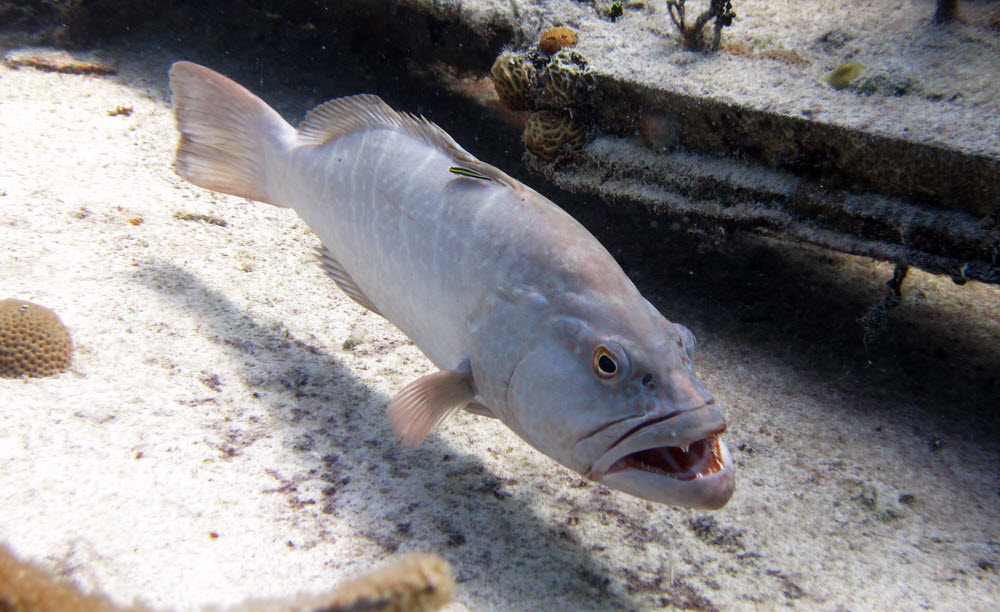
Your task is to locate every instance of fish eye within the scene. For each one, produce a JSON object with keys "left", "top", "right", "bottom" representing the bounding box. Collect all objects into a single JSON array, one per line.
[{"left": 592, "top": 344, "right": 627, "bottom": 380}]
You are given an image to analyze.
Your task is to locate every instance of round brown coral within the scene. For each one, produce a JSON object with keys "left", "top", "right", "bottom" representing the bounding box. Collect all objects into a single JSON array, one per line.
[
  {"left": 0, "top": 299, "right": 73, "bottom": 378},
  {"left": 539, "top": 26, "right": 578, "bottom": 55},
  {"left": 523, "top": 110, "right": 586, "bottom": 160},
  {"left": 491, "top": 51, "right": 536, "bottom": 111}
]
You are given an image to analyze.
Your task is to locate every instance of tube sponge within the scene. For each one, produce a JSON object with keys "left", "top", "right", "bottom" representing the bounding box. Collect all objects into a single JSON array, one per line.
[
  {"left": 0, "top": 543, "right": 139, "bottom": 612},
  {"left": 288, "top": 553, "right": 454, "bottom": 612},
  {"left": 0, "top": 544, "right": 454, "bottom": 612}
]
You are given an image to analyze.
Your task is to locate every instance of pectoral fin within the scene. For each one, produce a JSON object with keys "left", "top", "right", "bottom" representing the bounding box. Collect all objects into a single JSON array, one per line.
[
  {"left": 387, "top": 362, "right": 476, "bottom": 447},
  {"left": 315, "top": 245, "right": 382, "bottom": 316}
]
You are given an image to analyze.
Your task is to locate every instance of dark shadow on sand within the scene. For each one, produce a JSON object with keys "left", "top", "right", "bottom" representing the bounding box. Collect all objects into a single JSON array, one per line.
[{"left": 132, "top": 260, "right": 638, "bottom": 611}]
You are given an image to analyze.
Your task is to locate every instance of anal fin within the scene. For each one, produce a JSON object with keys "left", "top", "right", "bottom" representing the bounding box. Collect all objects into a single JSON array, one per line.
[
  {"left": 387, "top": 360, "right": 477, "bottom": 447},
  {"left": 315, "top": 245, "right": 382, "bottom": 316}
]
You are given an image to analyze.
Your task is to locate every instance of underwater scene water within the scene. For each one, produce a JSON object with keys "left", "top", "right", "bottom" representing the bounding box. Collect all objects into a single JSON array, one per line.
[{"left": 1, "top": 1, "right": 998, "bottom": 610}]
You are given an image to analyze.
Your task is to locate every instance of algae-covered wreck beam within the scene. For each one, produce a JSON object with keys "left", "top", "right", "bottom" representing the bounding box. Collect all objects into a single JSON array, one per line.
[
  {"left": 530, "top": 136, "right": 999, "bottom": 285},
  {"left": 581, "top": 79, "right": 1000, "bottom": 218}
]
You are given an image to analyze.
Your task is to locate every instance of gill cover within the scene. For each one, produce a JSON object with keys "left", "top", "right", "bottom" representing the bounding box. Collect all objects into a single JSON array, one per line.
[{"left": 505, "top": 314, "right": 734, "bottom": 509}]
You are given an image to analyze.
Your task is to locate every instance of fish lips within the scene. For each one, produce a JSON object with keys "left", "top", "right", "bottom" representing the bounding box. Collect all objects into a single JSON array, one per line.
[{"left": 587, "top": 403, "right": 735, "bottom": 509}]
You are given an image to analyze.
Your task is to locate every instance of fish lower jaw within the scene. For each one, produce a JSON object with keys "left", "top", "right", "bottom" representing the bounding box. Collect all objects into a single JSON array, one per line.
[{"left": 598, "top": 436, "right": 735, "bottom": 509}]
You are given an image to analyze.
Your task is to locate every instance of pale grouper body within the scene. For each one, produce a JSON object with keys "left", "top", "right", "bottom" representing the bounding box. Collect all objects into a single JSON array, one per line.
[{"left": 169, "top": 61, "right": 734, "bottom": 509}]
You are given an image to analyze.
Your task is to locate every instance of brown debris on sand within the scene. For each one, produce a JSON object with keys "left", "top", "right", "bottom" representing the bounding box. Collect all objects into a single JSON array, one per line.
[{"left": 2, "top": 49, "right": 116, "bottom": 75}]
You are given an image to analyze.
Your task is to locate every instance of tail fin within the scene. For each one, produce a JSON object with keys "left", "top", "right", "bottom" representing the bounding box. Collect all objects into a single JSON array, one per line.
[{"left": 169, "top": 61, "right": 293, "bottom": 206}]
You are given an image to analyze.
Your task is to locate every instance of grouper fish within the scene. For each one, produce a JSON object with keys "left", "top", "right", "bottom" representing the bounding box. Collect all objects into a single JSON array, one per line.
[{"left": 169, "top": 61, "right": 735, "bottom": 509}]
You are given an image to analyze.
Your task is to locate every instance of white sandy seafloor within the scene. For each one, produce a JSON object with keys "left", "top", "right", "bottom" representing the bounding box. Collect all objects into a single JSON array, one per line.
[{"left": 1, "top": 33, "right": 999, "bottom": 612}]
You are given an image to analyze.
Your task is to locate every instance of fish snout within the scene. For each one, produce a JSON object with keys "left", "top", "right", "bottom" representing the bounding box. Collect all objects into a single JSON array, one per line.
[{"left": 664, "top": 369, "right": 713, "bottom": 412}]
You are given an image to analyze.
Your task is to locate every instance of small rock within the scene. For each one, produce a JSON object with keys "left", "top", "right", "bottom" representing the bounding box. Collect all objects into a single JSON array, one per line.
[
  {"left": 851, "top": 481, "right": 906, "bottom": 521},
  {"left": 818, "top": 29, "right": 855, "bottom": 49},
  {"left": 854, "top": 72, "right": 916, "bottom": 97}
]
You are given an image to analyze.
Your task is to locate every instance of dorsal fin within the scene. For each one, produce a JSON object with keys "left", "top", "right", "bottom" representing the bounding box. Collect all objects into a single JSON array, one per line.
[
  {"left": 297, "top": 94, "right": 528, "bottom": 192},
  {"left": 298, "top": 94, "right": 408, "bottom": 145},
  {"left": 297, "top": 94, "right": 472, "bottom": 157}
]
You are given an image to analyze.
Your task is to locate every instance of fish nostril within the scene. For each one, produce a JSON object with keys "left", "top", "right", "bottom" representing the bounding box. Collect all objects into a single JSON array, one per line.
[{"left": 641, "top": 373, "right": 654, "bottom": 388}]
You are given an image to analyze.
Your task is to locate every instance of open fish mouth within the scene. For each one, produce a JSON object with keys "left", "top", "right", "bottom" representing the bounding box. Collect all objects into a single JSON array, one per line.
[
  {"left": 606, "top": 433, "right": 727, "bottom": 482},
  {"left": 588, "top": 404, "right": 735, "bottom": 509}
]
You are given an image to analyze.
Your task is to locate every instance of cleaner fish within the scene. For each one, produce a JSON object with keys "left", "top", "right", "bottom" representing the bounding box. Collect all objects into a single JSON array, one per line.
[{"left": 169, "top": 61, "right": 735, "bottom": 509}]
